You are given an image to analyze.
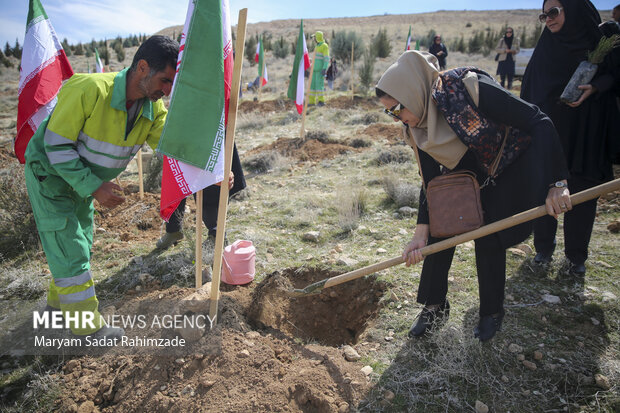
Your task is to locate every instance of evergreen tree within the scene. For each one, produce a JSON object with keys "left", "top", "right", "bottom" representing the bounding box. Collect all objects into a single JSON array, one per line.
[
  {"left": 74, "top": 42, "right": 84, "bottom": 55},
  {"left": 359, "top": 49, "right": 375, "bottom": 91},
  {"left": 372, "top": 28, "right": 391, "bottom": 58},
  {"left": 13, "top": 39, "right": 22, "bottom": 59},
  {"left": 273, "top": 36, "right": 289, "bottom": 58},
  {"left": 4, "top": 41, "right": 12, "bottom": 57},
  {"left": 245, "top": 36, "right": 257, "bottom": 65},
  {"left": 331, "top": 30, "right": 364, "bottom": 64}
]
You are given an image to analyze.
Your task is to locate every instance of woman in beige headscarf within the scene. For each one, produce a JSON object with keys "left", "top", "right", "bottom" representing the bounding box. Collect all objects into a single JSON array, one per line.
[{"left": 376, "top": 51, "right": 570, "bottom": 341}]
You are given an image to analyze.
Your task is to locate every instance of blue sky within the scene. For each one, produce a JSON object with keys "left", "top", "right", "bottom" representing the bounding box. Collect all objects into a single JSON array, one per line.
[{"left": 0, "top": 0, "right": 616, "bottom": 49}]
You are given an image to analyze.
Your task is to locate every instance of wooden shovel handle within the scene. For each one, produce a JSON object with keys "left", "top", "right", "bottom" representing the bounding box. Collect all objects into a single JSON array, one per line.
[{"left": 323, "top": 178, "right": 620, "bottom": 290}]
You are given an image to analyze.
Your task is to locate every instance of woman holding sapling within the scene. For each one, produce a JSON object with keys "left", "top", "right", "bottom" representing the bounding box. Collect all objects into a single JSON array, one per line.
[
  {"left": 521, "top": 0, "right": 620, "bottom": 277},
  {"left": 376, "top": 51, "right": 569, "bottom": 342}
]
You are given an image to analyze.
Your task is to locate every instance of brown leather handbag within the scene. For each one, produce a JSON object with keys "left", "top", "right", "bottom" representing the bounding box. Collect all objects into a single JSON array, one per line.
[
  {"left": 412, "top": 129, "right": 507, "bottom": 238},
  {"left": 426, "top": 170, "right": 483, "bottom": 238}
]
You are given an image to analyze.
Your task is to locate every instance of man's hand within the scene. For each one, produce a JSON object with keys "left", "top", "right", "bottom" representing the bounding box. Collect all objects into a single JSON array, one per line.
[
  {"left": 566, "top": 84, "right": 597, "bottom": 108},
  {"left": 93, "top": 182, "right": 125, "bottom": 209},
  {"left": 215, "top": 171, "right": 235, "bottom": 190},
  {"left": 403, "top": 224, "right": 429, "bottom": 267}
]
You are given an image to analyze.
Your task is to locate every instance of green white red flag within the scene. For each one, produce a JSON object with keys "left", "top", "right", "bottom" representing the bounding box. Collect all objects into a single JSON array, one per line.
[
  {"left": 405, "top": 26, "right": 412, "bottom": 51},
  {"left": 255, "top": 37, "right": 268, "bottom": 85},
  {"left": 157, "top": 0, "right": 232, "bottom": 221},
  {"left": 15, "top": 0, "right": 73, "bottom": 164},
  {"left": 287, "top": 20, "right": 310, "bottom": 114},
  {"left": 94, "top": 48, "right": 104, "bottom": 73}
]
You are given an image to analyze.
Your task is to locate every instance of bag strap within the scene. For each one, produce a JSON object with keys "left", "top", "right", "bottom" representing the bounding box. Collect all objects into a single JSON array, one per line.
[{"left": 409, "top": 124, "right": 509, "bottom": 189}]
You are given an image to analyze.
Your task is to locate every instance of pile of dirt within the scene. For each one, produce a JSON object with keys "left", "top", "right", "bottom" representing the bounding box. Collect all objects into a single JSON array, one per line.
[
  {"left": 238, "top": 99, "right": 295, "bottom": 113},
  {"left": 238, "top": 96, "right": 379, "bottom": 114},
  {"left": 53, "top": 270, "right": 379, "bottom": 412},
  {"left": 247, "top": 137, "right": 364, "bottom": 162},
  {"left": 360, "top": 123, "right": 403, "bottom": 143},
  {"left": 328, "top": 96, "right": 380, "bottom": 111},
  {"left": 248, "top": 268, "right": 386, "bottom": 346},
  {"left": 94, "top": 183, "right": 163, "bottom": 244}
]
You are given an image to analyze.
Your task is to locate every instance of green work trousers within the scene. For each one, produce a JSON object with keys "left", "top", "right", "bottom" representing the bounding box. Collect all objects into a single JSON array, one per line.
[{"left": 24, "top": 162, "right": 104, "bottom": 335}]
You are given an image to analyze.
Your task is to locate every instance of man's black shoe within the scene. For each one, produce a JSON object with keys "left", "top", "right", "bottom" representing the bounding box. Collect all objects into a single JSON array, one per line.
[
  {"left": 474, "top": 309, "right": 504, "bottom": 342},
  {"left": 408, "top": 300, "right": 450, "bottom": 338},
  {"left": 533, "top": 252, "right": 553, "bottom": 266},
  {"left": 568, "top": 262, "right": 586, "bottom": 277}
]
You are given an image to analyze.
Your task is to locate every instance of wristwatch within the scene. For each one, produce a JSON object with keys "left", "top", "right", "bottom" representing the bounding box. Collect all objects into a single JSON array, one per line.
[{"left": 549, "top": 181, "right": 568, "bottom": 189}]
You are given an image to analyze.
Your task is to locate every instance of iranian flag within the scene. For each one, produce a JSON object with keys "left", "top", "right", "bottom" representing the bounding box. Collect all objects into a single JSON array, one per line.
[
  {"left": 94, "top": 48, "right": 104, "bottom": 73},
  {"left": 255, "top": 37, "right": 268, "bottom": 86},
  {"left": 405, "top": 26, "right": 412, "bottom": 51},
  {"left": 287, "top": 20, "right": 310, "bottom": 114},
  {"left": 15, "top": 0, "right": 73, "bottom": 164},
  {"left": 157, "top": 0, "right": 233, "bottom": 221}
]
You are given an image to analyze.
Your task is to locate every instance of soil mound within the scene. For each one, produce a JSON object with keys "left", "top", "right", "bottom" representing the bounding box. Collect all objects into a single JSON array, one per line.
[
  {"left": 360, "top": 123, "right": 403, "bottom": 143},
  {"left": 54, "top": 283, "right": 372, "bottom": 413},
  {"left": 238, "top": 98, "right": 295, "bottom": 113},
  {"left": 247, "top": 137, "right": 362, "bottom": 162},
  {"left": 328, "top": 95, "right": 380, "bottom": 111},
  {"left": 248, "top": 268, "right": 386, "bottom": 346}
]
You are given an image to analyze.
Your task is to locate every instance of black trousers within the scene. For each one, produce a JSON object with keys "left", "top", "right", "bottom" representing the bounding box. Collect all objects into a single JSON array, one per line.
[
  {"left": 533, "top": 176, "right": 599, "bottom": 265},
  {"left": 416, "top": 233, "right": 506, "bottom": 317},
  {"left": 166, "top": 185, "right": 221, "bottom": 237}
]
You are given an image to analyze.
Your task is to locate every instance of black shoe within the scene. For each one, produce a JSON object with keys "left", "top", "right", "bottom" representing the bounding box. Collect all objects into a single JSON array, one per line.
[
  {"left": 474, "top": 309, "right": 504, "bottom": 342},
  {"left": 408, "top": 300, "right": 450, "bottom": 338},
  {"left": 568, "top": 261, "right": 586, "bottom": 277},
  {"left": 533, "top": 252, "right": 552, "bottom": 266}
]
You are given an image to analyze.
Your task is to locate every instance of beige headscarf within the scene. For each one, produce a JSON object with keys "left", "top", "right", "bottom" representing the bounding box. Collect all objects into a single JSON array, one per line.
[{"left": 376, "top": 51, "right": 472, "bottom": 170}]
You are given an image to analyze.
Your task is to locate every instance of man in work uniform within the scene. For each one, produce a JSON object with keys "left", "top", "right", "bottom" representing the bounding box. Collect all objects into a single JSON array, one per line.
[
  {"left": 24, "top": 35, "right": 179, "bottom": 340},
  {"left": 308, "top": 31, "right": 330, "bottom": 106}
]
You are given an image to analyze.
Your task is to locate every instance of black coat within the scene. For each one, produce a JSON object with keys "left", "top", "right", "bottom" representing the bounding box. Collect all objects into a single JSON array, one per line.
[
  {"left": 521, "top": 0, "right": 620, "bottom": 182},
  {"left": 416, "top": 75, "right": 569, "bottom": 248}
]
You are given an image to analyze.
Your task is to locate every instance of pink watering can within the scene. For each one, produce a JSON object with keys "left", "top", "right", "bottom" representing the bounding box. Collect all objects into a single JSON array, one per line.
[{"left": 221, "top": 240, "right": 256, "bottom": 285}]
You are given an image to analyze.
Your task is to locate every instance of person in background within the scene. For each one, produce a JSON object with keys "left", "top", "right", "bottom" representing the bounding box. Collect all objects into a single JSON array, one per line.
[
  {"left": 521, "top": 0, "right": 620, "bottom": 277},
  {"left": 495, "top": 27, "right": 520, "bottom": 89},
  {"left": 156, "top": 144, "right": 246, "bottom": 250},
  {"left": 428, "top": 35, "right": 448, "bottom": 70},
  {"left": 309, "top": 31, "right": 330, "bottom": 106},
  {"left": 326, "top": 58, "right": 338, "bottom": 90},
  {"left": 376, "top": 51, "right": 569, "bottom": 342},
  {"left": 24, "top": 36, "right": 179, "bottom": 340}
]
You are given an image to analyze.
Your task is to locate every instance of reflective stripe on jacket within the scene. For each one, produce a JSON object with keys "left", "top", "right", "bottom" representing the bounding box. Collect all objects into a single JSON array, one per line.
[{"left": 25, "top": 68, "right": 167, "bottom": 198}]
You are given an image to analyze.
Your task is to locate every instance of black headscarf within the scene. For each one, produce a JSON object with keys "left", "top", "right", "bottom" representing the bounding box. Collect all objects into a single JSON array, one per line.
[
  {"left": 520, "top": 0, "right": 619, "bottom": 181},
  {"left": 521, "top": 0, "right": 601, "bottom": 106}
]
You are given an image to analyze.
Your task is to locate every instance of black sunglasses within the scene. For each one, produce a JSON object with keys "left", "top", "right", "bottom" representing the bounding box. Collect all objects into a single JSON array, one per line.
[
  {"left": 383, "top": 103, "right": 402, "bottom": 121},
  {"left": 539, "top": 6, "right": 562, "bottom": 23}
]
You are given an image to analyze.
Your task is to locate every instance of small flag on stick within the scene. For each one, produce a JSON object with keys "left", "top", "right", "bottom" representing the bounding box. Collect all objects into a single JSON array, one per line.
[
  {"left": 287, "top": 20, "right": 310, "bottom": 114},
  {"left": 94, "top": 48, "right": 104, "bottom": 73},
  {"left": 405, "top": 26, "right": 412, "bottom": 51}
]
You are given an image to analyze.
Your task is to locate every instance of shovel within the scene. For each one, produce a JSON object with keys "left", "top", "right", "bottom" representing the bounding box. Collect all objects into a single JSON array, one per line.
[{"left": 288, "top": 178, "right": 620, "bottom": 297}]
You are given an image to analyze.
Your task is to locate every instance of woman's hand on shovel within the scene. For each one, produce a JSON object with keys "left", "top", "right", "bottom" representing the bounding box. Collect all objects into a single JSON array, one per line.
[
  {"left": 545, "top": 182, "right": 571, "bottom": 219},
  {"left": 403, "top": 224, "right": 429, "bottom": 266}
]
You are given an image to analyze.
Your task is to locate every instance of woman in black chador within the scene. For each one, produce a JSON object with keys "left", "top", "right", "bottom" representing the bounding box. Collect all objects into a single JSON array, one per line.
[{"left": 521, "top": 0, "right": 620, "bottom": 276}]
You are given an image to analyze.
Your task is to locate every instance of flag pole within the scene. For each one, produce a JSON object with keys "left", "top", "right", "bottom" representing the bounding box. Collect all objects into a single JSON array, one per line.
[
  {"left": 136, "top": 148, "right": 144, "bottom": 199},
  {"left": 300, "top": 50, "right": 316, "bottom": 139},
  {"left": 350, "top": 42, "right": 355, "bottom": 100},
  {"left": 208, "top": 8, "right": 248, "bottom": 321},
  {"left": 195, "top": 189, "right": 203, "bottom": 288}
]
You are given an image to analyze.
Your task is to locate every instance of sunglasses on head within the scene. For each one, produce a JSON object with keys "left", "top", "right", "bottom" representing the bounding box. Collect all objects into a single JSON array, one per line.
[
  {"left": 539, "top": 6, "right": 562, "bottom": 23},
  {"left": 383, "top": 103, "right": 402, "bottom": 121}
]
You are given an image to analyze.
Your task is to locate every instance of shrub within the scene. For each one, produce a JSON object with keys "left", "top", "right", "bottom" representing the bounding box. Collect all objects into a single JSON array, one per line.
[
  {"left": 359, "top": 50, "right": 376, "bottom": 91},
  {"left": 347, "top": 113, "right": 379, "bottom": 125},
  {"left": 245, "top": 36, "right": 257, "bottom": 66},
  {"left": 273, "top": 36, "right": 289, "bottom": 59},
  {"left": 305, "top": 129, "right": 330, "bottom": 143},
  {"left": 374, "top": 146, "right": 412, "bottom": 165},
  {"left": 372, "top": 28, "right": 392, "bottom": 58},
  {"left": 349, "top": 138, "right": 372, "bottom": 148},
  {"left": 382, "top": 175, "right": 419, "bottom": 208},
  {"left": 243, "top": 150, "right": 280, "bottom": 173},
  {"left": 0, "top": 168, "right": 39, "bottom": 259},
  {"left": 331, "top": 31, "right": 364, "bottom": 64},
  {"left": 336, "top": 188, "right": 369, "bottom": 232}
]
